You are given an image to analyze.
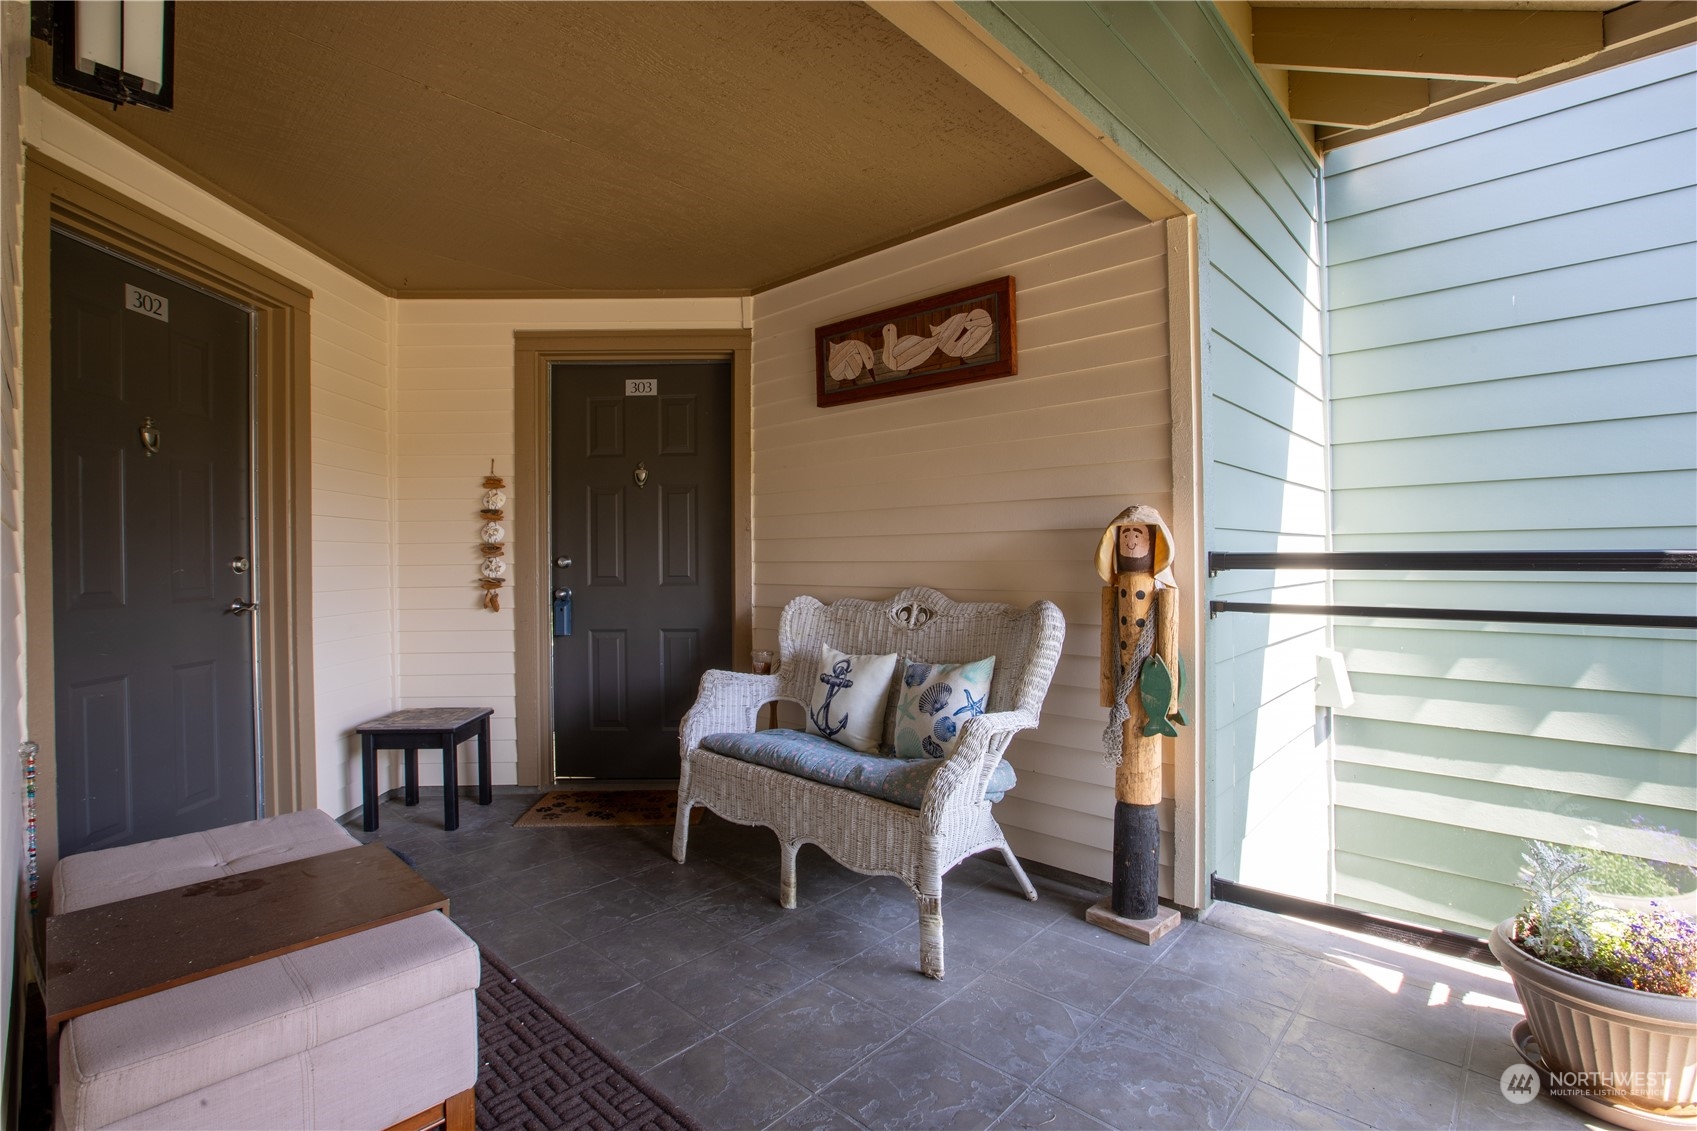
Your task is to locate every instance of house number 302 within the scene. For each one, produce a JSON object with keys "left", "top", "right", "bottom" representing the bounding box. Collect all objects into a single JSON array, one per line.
[
  {"left": 125, "top": 284, "right": 170, "bottom": 322},
  {"left": 624, "top": 378, "right": 657, "bottom": 396}
]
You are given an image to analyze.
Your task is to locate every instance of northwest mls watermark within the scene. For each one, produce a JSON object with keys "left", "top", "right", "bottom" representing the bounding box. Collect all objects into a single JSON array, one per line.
[
  {"left": 1500, "top": 1063, "right": 1674, "bottom": 1104},
  {"left": 1499, "top": 1065, "right": 1540, "bottom": 1104}
]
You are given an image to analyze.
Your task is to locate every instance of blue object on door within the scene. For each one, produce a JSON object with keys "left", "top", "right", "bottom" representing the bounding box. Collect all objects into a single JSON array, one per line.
[{"left": 553, "top": 588, "right": 572, "bottom": 636}]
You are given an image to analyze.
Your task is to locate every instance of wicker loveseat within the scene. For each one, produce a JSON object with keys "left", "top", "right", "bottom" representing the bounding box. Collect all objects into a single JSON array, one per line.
[{"left": 673, "top": 586, "right": 1064, "bottom": 978}]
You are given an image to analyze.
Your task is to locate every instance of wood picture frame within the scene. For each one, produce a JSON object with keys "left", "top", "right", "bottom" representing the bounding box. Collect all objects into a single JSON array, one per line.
[{"left": 815, "top": 276, "right": 1016, "bottom": 407}]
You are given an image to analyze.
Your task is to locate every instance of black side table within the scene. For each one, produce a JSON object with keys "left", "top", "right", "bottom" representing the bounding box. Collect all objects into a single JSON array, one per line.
[{"left": 357, "top": 707, "right": 493, "bottom": 831}]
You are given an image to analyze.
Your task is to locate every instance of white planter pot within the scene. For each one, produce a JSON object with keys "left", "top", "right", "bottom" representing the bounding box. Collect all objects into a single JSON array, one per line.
[{"left": 1490, "top": 921, "right": 1697, "bottom": 1115}]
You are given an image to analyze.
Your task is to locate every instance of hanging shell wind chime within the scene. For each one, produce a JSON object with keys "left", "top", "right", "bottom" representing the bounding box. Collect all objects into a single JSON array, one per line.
[{"left": 479, "top": 461, "right": 507, "bottom": 612}]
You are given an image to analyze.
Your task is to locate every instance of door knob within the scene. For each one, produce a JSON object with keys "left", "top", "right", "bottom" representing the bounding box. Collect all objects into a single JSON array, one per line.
[{"left": 225, "top": 598, "right": 258, "bottom": 616}]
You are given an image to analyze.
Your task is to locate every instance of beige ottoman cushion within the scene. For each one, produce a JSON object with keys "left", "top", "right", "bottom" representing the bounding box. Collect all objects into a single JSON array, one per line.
[
  {"left": 52, "top": 809, "right": 360, "bottom": 913},
  {"left": 79, "top": 993, "right": 477, "bottom": 1131},
  {"left": 52, "top": 809, "right": 478, "bottom": 1131},
  {"left": 57, "top": 910, "right": 480, "bottom": 1131}
]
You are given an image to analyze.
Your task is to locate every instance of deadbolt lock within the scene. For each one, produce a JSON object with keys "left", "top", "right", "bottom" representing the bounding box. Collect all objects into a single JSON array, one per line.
[{"left": 231, "top": 557, "right": 250, "bottom": 575}]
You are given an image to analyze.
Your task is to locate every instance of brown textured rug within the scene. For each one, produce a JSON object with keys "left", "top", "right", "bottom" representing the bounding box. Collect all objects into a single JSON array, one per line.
[
  {"left": 477, "top": 949, "right": 701, "bottom": 1131},
  {"left": 513, "top": 790, "right": 698, "bottom": 829}
]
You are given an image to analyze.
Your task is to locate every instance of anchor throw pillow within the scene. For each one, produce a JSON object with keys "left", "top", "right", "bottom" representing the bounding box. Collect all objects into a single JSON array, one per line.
[
  {"left": 892, "top": 657, "right": 996, "bottom": 761},
  {"left": 804, "top": 645, "right": 900, "bottom": 754}
]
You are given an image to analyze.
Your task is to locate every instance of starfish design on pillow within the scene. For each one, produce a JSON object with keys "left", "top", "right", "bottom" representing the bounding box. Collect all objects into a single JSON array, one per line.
[
  {"left": 895, "top": 687, "right": 924, "bottom": 725},
  {"left": 952, "top": 688, "right": 986, "bottom": 719}
]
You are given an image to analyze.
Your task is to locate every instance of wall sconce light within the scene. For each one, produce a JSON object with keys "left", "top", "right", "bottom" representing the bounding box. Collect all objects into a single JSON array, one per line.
[{"left": 46, "top": 0, "right": 174, "bottom": 111}]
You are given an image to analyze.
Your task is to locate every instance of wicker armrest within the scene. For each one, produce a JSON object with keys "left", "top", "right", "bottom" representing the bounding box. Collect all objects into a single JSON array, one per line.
[
  {"left": 921, "top": 709, "right": 1038, "bottom": 818},
  {"left": 679, "top": 669, "right": 784, "bottom": 752}
]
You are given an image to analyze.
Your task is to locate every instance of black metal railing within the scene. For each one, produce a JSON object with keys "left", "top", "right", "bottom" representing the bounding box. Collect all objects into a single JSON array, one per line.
[
  {"left": 1210, "top": 876, "right": 1495, "bottom": 963},
  {"left": 1207, "top": 550, "right": 1697, "bottom": 631}
]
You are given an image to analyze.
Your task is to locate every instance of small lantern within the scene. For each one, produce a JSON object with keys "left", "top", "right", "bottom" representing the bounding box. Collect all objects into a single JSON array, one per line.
[{"left": 47, "top": 0, "right": 175, "bottom": 111}]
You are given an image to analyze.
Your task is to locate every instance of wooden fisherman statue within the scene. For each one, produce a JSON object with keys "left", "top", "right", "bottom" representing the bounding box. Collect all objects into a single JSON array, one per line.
[{"left": 1088, "top": 503, "right": 1185, "bottom": 943}]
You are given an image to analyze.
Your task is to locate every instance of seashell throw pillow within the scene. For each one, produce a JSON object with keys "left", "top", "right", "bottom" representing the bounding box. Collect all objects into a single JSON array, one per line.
[
  {"left": 892, "top": 657, "right": 996, "bottom": 761},
  {"left": 805, "top": 645, "right": 900, "bottom": 754}
]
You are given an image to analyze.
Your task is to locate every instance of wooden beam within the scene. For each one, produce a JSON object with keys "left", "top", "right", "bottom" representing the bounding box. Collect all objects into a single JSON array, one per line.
[
  {"left": 1606, "top": 1, "right": 1697, "bottom": 48},
  {"left": 1287, "top": 71, "right": 1433, "bottom": 127},
  {"left": 1428, "top": 78, "right": 1491, "bottom": 104},
  {"left": 1316, "top": 17, "right": 1697, "bottom": 151},
  {"left": 1253, "top": 6, "right": 1603, "bottom": 81},
  {"left": 869, "top": 0, "right": 1186, "bottom": 221}
]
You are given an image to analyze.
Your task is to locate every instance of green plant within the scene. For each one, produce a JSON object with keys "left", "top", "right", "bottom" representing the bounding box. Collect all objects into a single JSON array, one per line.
[
  {"left": 1573, "top": 845, "right": 1682, "bottom": 897},
  {"left": 1513, "top": 841, "right": 1696, "bottom": 998}
]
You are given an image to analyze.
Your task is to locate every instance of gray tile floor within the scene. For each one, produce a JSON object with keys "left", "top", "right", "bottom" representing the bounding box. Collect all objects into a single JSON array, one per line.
[{"left": 347, "top": 792, "right": 1605, "bottom": 1131}]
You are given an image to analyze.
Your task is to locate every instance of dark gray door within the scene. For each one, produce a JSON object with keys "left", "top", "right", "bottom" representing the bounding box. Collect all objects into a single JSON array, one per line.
[
  {"left": 51, "top": 229, "right": 259, "bottom": 856},
  {"left": 551, "top": 361, "right": 733, "bottom": 779}
]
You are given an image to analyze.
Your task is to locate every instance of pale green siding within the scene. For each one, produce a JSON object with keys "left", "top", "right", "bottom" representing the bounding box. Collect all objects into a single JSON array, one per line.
[
  {"left": 1324, "top": 48, "right": 1697, "bottom": 935},
  {"left": 967, "top": 2, "right": 1331, "bottom": 897}
]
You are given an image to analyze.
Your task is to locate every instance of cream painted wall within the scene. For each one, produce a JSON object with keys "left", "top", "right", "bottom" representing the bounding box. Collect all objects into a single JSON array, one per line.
[
  {"left": 751, "top": 179, "right": 1173, "bottom": 886},
  {"left": 11, "top": 92, "right": 1173, "bottom": 897},
  {"left": 393, "top": 298, "right": 745, "bottom": 789},
  {"left": 20, "top": 93, "right": 396, "bottom": 823},
  {"left": 14, "top": 91, "right": 755, "bottom": 826},
  {"left": 2, "top": 1, "right": 31, "bottom": 1100}
]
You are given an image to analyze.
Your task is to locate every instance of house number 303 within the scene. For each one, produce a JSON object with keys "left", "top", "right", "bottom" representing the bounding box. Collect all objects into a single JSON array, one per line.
[
  {"left": 125, "top": 284, "right": 170, "bottom": 322},
  {"left": 624, "top": 378, "right": 657, "bottom": 396}
]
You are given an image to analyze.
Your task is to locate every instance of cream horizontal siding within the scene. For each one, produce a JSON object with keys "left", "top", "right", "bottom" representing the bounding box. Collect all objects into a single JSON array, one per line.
[
  {"left": 970, "top": 1, "right": 1330, "bottom": 903},
  {"left": 3, "top": 4, "right": 29, "bottom": 1063},
  {"left": 1323, "top": 47, "right": 1697, "bottom": 935},
  {"left": 21, "top": 91, "right": 397, "bottom": 824},
  {"left": 307, "top": 285, "right": 394, "bottom": 820},
  {"left": 751, "top": 178, "right": 1169, "bottom": 885},
  {"left": 393, "top": 297, "right": 744, "bottom": 789}
]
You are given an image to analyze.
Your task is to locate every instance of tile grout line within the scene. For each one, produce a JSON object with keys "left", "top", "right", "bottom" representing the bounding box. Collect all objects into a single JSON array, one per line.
[{"left": 378, "top": 802, "right": 1537, "bottom": 1131}]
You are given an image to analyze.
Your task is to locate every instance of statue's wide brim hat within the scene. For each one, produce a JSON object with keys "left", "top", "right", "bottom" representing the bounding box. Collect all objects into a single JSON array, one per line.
[{"left": 1094, "top": 504, "right": 1177, "bottom": 587}]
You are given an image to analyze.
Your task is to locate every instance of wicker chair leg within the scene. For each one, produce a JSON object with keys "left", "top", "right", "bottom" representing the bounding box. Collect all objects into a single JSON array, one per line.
[
  {"left": 918, "top": 893, "right": 945, "bottom": 979},
  {"left": 779, "top": 840, "right": 800, "bottom": 908},
  {"left": 998, "top": 842, "right": 1039, "bottom": 901},
  {"left": 672, "top": 798, "right": 693, "bottom": 863}
]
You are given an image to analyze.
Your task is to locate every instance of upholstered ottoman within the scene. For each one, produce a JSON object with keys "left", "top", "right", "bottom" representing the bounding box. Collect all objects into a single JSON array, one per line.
[{"left": 51, "top": 810, "right": 480, "bottom": 1131}]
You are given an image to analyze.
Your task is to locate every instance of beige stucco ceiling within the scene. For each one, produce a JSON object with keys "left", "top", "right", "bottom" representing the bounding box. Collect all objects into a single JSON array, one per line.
[
  {"left": 36, "top": 1, "right": 1691, "bottom": 293},
  {"left": 30, "top": 2, "right": 1084, "bottom": 295}
]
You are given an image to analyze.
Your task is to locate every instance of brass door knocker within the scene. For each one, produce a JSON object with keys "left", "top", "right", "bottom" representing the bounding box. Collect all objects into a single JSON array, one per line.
[
  {"left": 138, "top": 417, "right": 161, "bottom": 457},
  {"left": 634, "top": 461, "right": 649, "bottom": 489}
]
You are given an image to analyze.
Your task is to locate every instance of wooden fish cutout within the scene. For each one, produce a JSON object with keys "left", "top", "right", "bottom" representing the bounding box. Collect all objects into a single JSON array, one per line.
[{"left": 1139, "top": 656, "right": 1176, "bottom": 738}]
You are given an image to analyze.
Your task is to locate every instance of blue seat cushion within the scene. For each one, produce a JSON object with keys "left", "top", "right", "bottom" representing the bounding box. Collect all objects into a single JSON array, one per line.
[{"left": 699, "top": 729, "right": 1016, "bottom": 810}]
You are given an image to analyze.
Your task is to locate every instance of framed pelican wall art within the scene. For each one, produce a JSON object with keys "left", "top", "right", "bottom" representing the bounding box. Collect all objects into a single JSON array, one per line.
[{"left": 814, "top": 275, "right": 1016, "bottom": 407}]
